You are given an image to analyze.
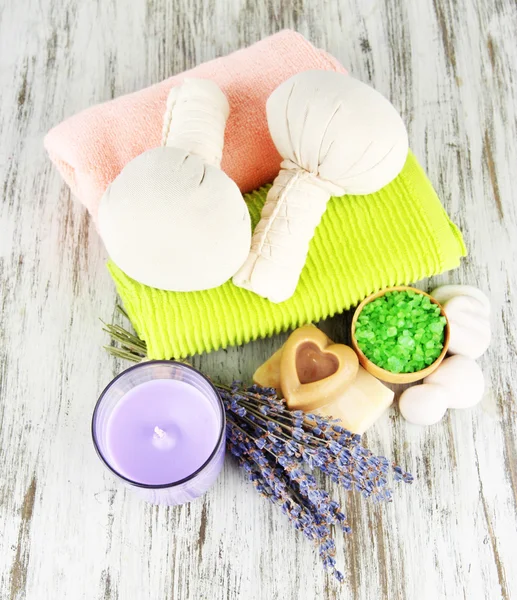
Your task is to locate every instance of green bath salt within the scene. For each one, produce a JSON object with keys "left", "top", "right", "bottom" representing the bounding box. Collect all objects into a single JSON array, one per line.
[{"left": 354, "top": 290, "right": 447, "bottom": 374}]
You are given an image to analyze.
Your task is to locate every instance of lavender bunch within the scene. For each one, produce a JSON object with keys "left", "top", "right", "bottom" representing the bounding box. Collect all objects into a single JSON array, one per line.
[
  {"left": 102, "top": 312, "right": 413, "bottom": 582},
  {"left": 219, "top": 382, "right": 412, "bottom": 582}
]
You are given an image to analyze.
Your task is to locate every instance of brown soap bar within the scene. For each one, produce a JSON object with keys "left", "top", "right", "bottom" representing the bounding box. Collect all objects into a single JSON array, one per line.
[{"left": 280, "top": 326, "right": 359, "bottom": 412}]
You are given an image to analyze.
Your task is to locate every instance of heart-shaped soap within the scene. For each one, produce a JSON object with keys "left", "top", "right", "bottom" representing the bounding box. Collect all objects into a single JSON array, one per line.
[
  {"left": 280, "top": 326, "right": 359, "bottom": 412},
  {"left": 296, "top": 342, "right": 339, "bottom": 383}
]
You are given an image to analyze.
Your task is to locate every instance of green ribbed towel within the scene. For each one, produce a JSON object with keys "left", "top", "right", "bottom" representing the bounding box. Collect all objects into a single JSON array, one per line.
[{"left": 109, "top": 152, "right": 466, "bottom": 359}]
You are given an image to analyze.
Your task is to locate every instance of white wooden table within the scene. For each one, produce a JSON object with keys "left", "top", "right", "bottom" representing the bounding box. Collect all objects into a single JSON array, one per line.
[{"left": 1, "top": 1, "right": 516, "bottom": 598}]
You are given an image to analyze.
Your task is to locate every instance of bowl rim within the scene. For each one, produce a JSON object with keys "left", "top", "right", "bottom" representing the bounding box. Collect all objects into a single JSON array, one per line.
[{"left": 350, "top": 285, "right": 450, "bottom": 384}]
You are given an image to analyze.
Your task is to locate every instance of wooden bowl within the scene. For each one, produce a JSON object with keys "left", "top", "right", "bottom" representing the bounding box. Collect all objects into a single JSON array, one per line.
[{"left": 351, "top": 286, "right": 450, "bottom": 384}]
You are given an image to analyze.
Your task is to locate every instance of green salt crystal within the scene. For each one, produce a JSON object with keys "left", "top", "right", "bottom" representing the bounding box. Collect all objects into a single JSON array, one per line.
[
  {"left": 429, "top": 321, "right": 444, "bottom": 334},
  {"left": 387, "top": 356, "right": 404, "bottom": 373},
  {"left": 400, "top": 336, "right": 415, "bottom": 349}
]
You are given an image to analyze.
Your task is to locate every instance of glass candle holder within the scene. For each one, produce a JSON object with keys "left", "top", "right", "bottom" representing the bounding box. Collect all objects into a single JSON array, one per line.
[{"left": 92, "top": 361, "right": 225, "bottom": 505}]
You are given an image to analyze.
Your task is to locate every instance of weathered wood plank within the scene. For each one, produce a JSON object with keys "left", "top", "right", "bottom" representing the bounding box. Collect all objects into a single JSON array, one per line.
[{"left": 0, "top": 0, "right": 516, "bottom": 598}]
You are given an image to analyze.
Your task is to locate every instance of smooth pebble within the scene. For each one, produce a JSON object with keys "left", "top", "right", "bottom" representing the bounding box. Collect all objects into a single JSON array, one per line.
[
  {"left": 424, "top": 355, "right": 485, "bottom": 409},
  {"left": 399, "top": 384, "right": 449, "bottom": 425},
  {"left": 431, "top": 284, "right": 490, "bottom": 316},
  {"left": 445, "top": 295, "right": 491, "bottom": 359}
]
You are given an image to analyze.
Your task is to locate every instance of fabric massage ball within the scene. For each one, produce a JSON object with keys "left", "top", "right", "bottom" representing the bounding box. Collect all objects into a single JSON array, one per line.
[
  {"left": 98, "top": 79, "right": 251, "bottom": 292},
  {"left": 233, "top": 70, "right": 409, "bottom": 303}
]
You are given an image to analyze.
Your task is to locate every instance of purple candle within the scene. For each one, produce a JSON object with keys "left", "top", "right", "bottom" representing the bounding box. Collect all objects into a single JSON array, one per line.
[{"left": 92, "top": 361, "right": 225, "bottom": 505}]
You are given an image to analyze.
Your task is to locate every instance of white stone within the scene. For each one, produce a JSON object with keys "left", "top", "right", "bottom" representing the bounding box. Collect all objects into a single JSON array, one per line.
[
  {"left": 430, "top": 284, "right": 490, "bottom": 316},
  {"left": 424, "top": 355, "right": 485, "bottom": 409},
  {"left": 444, "top": 295, "right": 491, "bottom": 359},
  {"left": 399, "top": 384, "right": 449, "bottom": 426}
]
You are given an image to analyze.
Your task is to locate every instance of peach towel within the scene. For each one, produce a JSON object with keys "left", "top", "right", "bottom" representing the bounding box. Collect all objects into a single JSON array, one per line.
[{"left": 45, "top": 31, "right": 346, "bottom": 220}]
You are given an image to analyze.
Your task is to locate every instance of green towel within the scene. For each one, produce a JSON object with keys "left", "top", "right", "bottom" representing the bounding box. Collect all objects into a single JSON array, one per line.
[{"left": 109, "top": 152, "right": 466, "bottom": 359}]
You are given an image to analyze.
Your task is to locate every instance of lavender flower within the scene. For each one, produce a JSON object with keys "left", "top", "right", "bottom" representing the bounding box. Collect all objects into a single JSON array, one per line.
[{"left": 218, "top": 382, "right": 413, "bottom": 583}]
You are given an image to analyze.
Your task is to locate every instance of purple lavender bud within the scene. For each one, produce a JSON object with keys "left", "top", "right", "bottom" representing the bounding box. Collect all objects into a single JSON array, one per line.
[
  {"left": 328, "top": 441, "right": 341, "bottom": 455},
  {"left": 323, "top": 556, "right": 336, "bottom": 569},
  {"left": 292, "top": 427, "right": 304, "bottom": 440},
  {"left": 317, "top": 525, "right": 331, "bottom": 538}
]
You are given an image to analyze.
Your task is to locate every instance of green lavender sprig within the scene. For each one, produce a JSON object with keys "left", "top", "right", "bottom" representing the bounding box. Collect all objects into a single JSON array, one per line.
[{"left": 102, "top": 306, "right": 147, "bottom": 362}]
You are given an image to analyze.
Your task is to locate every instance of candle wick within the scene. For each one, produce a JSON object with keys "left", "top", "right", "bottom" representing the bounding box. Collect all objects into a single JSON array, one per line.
[{"left": 154, "top": 426, "right": 166, "bottom": 439}]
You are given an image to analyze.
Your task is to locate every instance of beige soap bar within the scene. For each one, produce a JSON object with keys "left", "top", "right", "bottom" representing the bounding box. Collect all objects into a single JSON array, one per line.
[
  {"left": 313, "top": 367, "right": 394, "bottom": 434},
  {"left": 253, "top": 330, "right": 394, "bottom": 435},
  {"left": 253, "top": 347, "right": 284, "bottom": 390}
]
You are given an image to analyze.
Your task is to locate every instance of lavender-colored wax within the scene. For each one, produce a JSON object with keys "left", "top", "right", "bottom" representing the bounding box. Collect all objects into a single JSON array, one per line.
[{"left": 106, "top": 379, "right": 219, "bottom": 485}]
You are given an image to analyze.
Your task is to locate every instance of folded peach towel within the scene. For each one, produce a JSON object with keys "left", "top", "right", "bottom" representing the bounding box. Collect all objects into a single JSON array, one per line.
[{"left": 44, "top": 31, "right": 346, "bottom": 219}]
